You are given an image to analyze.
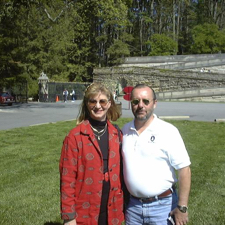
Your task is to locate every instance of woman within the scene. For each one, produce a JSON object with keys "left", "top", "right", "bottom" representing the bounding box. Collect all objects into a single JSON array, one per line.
[{"left": 59, "top": 83, "right": 124, "bottom": 225}]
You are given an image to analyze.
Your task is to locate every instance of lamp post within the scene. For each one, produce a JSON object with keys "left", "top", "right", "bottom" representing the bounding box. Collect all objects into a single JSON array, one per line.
[{"left": 38, "top": 72, "right": 49, "bottom": 102}]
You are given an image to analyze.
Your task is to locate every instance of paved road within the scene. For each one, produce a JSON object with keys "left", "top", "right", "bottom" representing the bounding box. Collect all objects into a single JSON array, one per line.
[{"left": 0, "top": 99, "right": 225, "bottom": 130}]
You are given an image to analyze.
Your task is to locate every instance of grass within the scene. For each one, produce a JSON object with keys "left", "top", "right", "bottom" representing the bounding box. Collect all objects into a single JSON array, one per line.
[{"left": 0, "top": 118, "right": 225, "bottom": 225}]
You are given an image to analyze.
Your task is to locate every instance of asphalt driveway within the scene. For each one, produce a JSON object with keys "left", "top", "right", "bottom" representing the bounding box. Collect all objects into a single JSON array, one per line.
[{"left": 0, "top": 99, "right": 225, "bottom": 130}]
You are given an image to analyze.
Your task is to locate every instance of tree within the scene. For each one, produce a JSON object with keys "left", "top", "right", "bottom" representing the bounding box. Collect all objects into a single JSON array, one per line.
[
  {"left": 148, "top": 34, "right": 178, "bottom": 56},
  {"left": 190, "top": 23, "right": 225, "bottom": 54},
  {"left": 106, "top": 39, "right": 130, "bottom": 65},
  {"left": 2, "top": 0, "right": 225, "bottom": 97},
  {"left": 194, "top": 0, "right": 225, "bottom": 28},
  {"left": 94, "top": 0, "right": 130, "bottom": 66}
]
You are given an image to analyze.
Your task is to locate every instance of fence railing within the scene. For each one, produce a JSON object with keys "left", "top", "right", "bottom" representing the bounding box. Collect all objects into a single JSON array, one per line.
[{"left": 157, "top": 87, "right": 225, "bottom": 100}]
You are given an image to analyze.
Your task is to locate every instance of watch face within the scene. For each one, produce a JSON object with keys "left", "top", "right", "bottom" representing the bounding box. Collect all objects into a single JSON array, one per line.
[
  {"left": 178, "top": 205, "right": 188, "bottom": 213},
  {"left": 181, "top": 207, "right": 187, "bottom": 213}
]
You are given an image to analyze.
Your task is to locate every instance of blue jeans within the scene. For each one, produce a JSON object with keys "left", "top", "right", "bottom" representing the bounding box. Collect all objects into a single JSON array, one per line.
[{"left": 125, "top": 191, "right": 178, "bottom": 225}]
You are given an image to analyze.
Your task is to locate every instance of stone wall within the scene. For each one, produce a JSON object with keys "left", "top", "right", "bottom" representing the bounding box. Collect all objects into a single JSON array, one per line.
[
  {"left": 93, "top": 67, "right": 225, "bottom": 94},
  {"left": 121, "top": 54, "right": 225, "bottom": 72}
]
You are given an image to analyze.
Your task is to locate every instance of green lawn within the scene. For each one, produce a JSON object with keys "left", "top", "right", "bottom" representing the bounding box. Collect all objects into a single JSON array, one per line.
[{"left": 0, "top": 119, "right": 225, "bottom": 225}]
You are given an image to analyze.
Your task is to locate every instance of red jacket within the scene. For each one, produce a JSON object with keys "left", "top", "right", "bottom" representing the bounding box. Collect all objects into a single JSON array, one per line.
[{"left": 59, "top": 120, "right": 124, "bottom": 225}]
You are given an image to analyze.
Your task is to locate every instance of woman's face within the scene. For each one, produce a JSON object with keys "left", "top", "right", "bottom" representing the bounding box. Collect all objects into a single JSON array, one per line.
[{"left": 87, "top": 92, "right": 111, "bottom": 121}]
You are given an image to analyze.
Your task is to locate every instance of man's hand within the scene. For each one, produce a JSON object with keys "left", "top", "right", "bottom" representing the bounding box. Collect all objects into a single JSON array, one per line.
[{"left": 170, "top": 207, "right": 188, "bottom": 225}]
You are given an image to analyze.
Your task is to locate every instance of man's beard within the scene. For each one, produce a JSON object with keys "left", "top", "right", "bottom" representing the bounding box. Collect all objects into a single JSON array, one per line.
[{"left": 134, "top": 110, "right": 152, "bottom": 121}]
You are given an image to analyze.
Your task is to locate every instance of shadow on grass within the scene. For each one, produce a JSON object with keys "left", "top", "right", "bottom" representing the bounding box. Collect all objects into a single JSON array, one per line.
[{"left": 44, "top": 222, "right": 62, "bottom": 225}]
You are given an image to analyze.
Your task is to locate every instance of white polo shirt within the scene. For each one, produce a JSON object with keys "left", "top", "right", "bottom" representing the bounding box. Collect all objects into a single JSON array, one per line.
[{"left": 122, "top": 114, "right": 191, "bottom": 198}]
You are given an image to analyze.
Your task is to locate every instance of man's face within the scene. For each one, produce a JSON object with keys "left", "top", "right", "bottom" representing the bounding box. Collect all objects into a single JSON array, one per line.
[{"left": 131, "top": 87, "right": 157, "bottom": 121}]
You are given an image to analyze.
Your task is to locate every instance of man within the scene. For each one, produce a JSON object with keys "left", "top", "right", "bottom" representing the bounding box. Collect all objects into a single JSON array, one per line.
[
  {"left": 63, "top": 89, "right": 68, "bottom": 102},
  {"left": 71, "top": 89, "right": 75, "bottom": 102},
  {"left": 122, "top": 84, "right": 191, "bottom": 225}
]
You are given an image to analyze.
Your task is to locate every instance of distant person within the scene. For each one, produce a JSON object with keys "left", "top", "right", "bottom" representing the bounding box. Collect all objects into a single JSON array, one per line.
[
  {"left": 71, "top": 89, "right": 75, "bottom": 102},
  {"left": 59, "top": 83, "right": 124, "bottom": 225},
  {"left": 122, "top": 83, "right": 191, "bottom": 225},
  {"left": 113, "top": 90, "right": 117, "bottom": 101},
  {"left": 116, "top": 89, "right": 119, "bottom": 100},
  {"left": 63, "top": 89, "right": 68, "bottom": 102},
  {"left": 113, "top": 89, "right": 119, "bottom": 101}
]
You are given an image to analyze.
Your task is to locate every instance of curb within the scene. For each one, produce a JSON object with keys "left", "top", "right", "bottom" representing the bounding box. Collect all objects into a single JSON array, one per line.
[
  {"left": 214, "top": 119, "right": 225, "bottom": 122},
  {"left": 159, "top": 116, "right": 190, "bottom": 120}
]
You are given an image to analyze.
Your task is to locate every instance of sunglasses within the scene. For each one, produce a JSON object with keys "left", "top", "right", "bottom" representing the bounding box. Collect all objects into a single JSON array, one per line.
[
  {"left": 88, "top": 99, "right": 109, "bottom": 107},
  {"left": 131, "top": 99, "right": 152, "bottom": 106}
]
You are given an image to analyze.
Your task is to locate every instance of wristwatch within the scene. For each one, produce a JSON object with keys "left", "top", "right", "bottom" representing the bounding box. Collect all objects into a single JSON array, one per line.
[{"left": 177, "top": 205, "right": 188, "bottom": 213}]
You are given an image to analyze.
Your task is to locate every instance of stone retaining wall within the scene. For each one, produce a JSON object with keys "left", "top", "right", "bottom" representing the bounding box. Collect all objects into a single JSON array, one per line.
[{"left": 93, "top": 67, "right": 225, "bottom": 94}]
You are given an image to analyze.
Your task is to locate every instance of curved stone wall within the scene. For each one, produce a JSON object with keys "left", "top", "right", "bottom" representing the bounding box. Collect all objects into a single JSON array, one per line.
[
  {"left": 93, "top": 67, "right": 225, "bottom": 100},
  {"left": 93, "top": 67, "right": 225, "bottom": 92}
]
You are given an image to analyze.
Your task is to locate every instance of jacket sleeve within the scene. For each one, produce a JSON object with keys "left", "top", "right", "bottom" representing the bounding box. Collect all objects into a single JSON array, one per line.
[{"left": 59, "top": 134, "right": 78, "bottom": 220}]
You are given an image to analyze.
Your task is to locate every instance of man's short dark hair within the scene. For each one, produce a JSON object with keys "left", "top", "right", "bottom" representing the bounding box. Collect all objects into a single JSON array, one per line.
[{"left": 131, "top": 84, "right": 157, "bottom": 100}]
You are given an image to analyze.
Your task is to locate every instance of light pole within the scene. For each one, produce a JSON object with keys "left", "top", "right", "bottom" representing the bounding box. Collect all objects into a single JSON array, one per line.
[{"left": 38, "top": 72, "right": 49, "bottom": 102}]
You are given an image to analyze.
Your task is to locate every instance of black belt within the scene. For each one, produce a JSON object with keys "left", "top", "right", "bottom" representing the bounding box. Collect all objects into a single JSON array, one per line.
[{"left": 131, "top": 187, "right": 175, "bottom": 203}]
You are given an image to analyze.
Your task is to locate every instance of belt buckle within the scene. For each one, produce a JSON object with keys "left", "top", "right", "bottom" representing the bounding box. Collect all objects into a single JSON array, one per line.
[{"left": 140, "top": 196, "right": 156, "bottom": 203}]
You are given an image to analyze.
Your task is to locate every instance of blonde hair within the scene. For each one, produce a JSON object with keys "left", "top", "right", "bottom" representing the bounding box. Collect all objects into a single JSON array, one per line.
[{"left": 77, "top": 83, "right": 120, "bottom": 124}]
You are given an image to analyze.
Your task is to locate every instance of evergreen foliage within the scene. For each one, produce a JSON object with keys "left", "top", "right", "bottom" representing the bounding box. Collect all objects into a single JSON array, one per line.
[
  {"left": 148, "top": 34, "right": 178, "bottom": 56},
  {"left": 1, "top": 0, "right": 225, "bottom": 95},
  {"left": 191, "top": 23, "right": 225, "bottom": 54}
]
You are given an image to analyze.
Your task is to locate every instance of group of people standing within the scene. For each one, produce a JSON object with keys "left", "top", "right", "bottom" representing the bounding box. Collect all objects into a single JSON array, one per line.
[
  {"left": 63, "top": 89, "right": 76, "bottom": 102},
  {"left": 59, "top": 83, "right": 191, "bottom": 225}
]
